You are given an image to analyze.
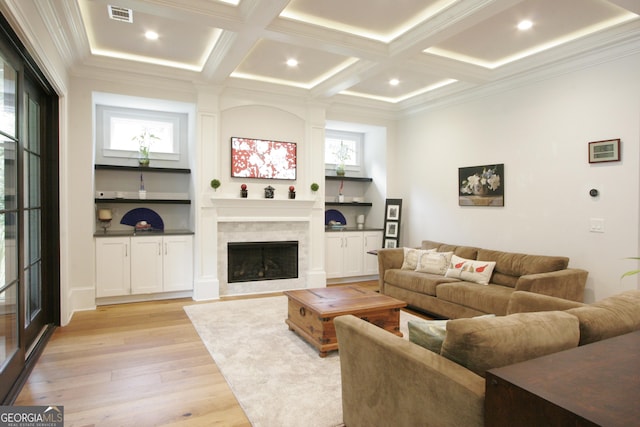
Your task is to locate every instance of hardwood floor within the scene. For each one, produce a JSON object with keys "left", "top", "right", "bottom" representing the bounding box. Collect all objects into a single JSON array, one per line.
[{"left": 14, "top": 281, "right": 388, "bottom": 426}]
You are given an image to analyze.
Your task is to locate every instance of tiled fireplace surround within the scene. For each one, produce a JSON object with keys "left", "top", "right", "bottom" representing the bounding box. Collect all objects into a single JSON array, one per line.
[{"left": 209, "top": 198, "right": 322, "bottom": 297}]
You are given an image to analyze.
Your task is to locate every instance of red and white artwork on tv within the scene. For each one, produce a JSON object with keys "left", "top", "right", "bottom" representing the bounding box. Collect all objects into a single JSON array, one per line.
[{"left": 231, "top": 137, "right": 297, "bottom": 180}]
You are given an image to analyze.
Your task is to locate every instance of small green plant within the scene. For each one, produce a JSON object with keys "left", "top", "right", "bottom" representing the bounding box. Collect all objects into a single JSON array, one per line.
[
  {"left": 310, "top": 182, "right": 319, "bottom": 192},
  {"left": 210, "top": 179, "right": 221, "bottom": 191},
  {"left": 621, "top": 257, "right": 640, "bottom": 279}
]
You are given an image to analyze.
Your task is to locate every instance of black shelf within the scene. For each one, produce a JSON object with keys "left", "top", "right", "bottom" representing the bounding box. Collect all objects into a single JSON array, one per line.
[
  {"left": 95, "top": 198, "right": 191, "bottom": 205},
  {"left": 325, "top": 176, "right": 372, "bottom": 182},
  {"left": 95, "top": 164, "right": 191, "bottom": 174},
  {"left": 325, "top": 202, "right": 373, "bottom": 207}
]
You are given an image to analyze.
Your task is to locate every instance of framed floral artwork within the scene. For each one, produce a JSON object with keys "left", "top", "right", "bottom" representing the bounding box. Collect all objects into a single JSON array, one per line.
[
  {"left": 459, "top": 164, "right": 504, "bottom": 207},
  {"left": 231, "top": 137, "right": 297, "bottom": 180}
]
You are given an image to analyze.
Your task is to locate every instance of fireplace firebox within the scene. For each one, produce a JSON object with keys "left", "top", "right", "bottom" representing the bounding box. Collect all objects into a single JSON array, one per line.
[{"left": 228, "top": 241, "right": 298, "bottom": 283}]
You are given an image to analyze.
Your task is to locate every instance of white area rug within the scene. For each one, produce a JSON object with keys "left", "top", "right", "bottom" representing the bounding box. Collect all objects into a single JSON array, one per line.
[{"left": 184, "top": 295, "right": 420, "bottom": 427}]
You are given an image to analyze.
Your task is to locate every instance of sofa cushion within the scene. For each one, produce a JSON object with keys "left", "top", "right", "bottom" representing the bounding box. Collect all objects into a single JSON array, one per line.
[
  {"left": 477, "top": 249, "right": 569, "bottom": 287},
  {"left": 416, "top": 251, "right": 453, "bottom": 275},
  {"left": 445, "top": 255, "right": 496, "bottom": 285},
  {"left": 436, "top": 282, "right": 513, "bottom": 315},
  {"left": 567, "top": 290, "right": 640, "bottom": 345},
  {"left": 441, "top": 311, "right": 580, "bottom": 377},
  {"left": 401, "top": 247, "right": 434, "bottom": 270},
  {"left": 384, "top": 269, "right": 459, "bottom": 296}
]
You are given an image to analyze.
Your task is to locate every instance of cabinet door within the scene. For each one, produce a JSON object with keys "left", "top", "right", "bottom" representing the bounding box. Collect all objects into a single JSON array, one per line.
[
  {"left": 96, "top": 237, "right": 130, "bottom": 297},
  {"left": 363, "top": 231, "right": 383, "bottom": 275},
  {"left": 130, "top": 236, "right": 163, "bottom": 294},
  {"left": 163, "top": 235, "right": 194, "bottom": 291},
  {"left": 325, "top": 234, "right": 345, "bottom": 279},
  {"left": 342, "top": 232, "right": 364, "bottom": 277}
]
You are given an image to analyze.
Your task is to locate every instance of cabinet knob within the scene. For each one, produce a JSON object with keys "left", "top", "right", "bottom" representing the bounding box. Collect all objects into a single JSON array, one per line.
[{"left": 299, "top": 307, "right": 306, "bottom": 316}]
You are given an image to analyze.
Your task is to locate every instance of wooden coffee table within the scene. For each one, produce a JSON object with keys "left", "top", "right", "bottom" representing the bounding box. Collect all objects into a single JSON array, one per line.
[{"left": 284, "top": 285, "right": 406, "bottom": 357}]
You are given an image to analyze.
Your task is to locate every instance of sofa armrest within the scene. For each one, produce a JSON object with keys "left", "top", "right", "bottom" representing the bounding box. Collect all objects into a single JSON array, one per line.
[
  {"left": 377, "top": 248, "right": 405, "bottom": 293},
  {"left": 514, "top": 268, "right": 588, "bottom": 302},
  {"left": 335, "top": 315, "right": 485, "bottom": 427},
  {"left": 507, "top": 291, "right": 585, "bottom": 314}
]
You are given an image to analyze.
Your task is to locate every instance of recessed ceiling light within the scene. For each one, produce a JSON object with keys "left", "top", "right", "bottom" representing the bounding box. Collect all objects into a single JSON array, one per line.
[
  {"left": 145, "top": 30, "right": 159, "bottom": 40},
  {"left": 517, "top": 20, "right": 533, "bottom": 31},
  {"left": 286, "top": 58, "right": 298, "bottom": 67},
  {"left": 389, "top": 78, "right": 400, "bottom": 86}
]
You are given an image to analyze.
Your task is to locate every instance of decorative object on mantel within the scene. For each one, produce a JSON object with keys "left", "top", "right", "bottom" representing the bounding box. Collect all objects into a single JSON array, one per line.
[
  {"left": 288, "top": 185, "right": 295, "bottom": 199},
  {"left": 264, "top": 185, "right": 275, "bottom": 199},
  {"left": 210, "top": 179, "right": 221, "bottom": 191},
  {"left": 458, "top": 164, "right": 504, "bottom": 207},
  {"left": 139, "top": 173, "right": 146, "bottom": 199},
  {"left": 240, "top": 183, "right": 248, "bottom": 198},
  {"left": 588, "top": 138, "right": 620, "bottom": 163},
  {"left": 132, "top": 129, "right": 158, "bottom": 167},
  {"left": 97, "top": 208, "right": 112, "bottom": 233},
  {"left": 310, "top": 182, "right": 319, "bottom": 192}
]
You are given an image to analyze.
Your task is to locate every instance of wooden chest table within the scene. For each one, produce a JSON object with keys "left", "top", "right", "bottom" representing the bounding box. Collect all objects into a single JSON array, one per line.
[
  {"left": 284, "top": 285, "right": 406, "bottom": 357},
  {"left": 485, "top": 330, "right": 640, "bottom": 426}
]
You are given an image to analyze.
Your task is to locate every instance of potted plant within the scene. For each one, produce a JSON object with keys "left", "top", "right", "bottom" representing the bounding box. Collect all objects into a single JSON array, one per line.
[
  {"left": 333, "top": 141, "right": 353, "bottom": 176},
  {"left": 310, "top": 182, "right": 320, "bottom": 192},
  {"left": 132, "top": 130, "right": 159, "bottom": 167},
  {"left": 210, "top": 179, "right": 221, "bottom": 191}
]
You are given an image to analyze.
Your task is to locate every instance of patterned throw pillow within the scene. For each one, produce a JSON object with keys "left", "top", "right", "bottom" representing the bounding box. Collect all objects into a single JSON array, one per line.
[
  {"left": 401, "top": 248, "right": 435, "bottom": 270},
  {"left": 415, "top": 251, "right": 453, "bottom": 275},
  {"left": 445, "top": 254, "right": 496, "bottom": 285}
]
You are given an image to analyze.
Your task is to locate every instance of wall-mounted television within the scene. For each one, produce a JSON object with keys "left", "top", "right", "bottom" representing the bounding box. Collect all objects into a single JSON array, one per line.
[{"left": 231, "top": 137, "right": 297, "bottom": 180}]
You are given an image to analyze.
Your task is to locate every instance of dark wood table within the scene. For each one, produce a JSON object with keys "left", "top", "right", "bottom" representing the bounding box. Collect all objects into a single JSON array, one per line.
[
  {"left": 284, "top": 285, "right": 406, "bottom": 357},
  {"left": 485, "top": 330, "right": 640, "bottom": 427}
]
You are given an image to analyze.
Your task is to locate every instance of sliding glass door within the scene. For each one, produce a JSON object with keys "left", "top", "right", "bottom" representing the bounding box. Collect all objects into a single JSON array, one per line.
[{"left": 0, "top": 15, "right": 59, "bottom": 403}]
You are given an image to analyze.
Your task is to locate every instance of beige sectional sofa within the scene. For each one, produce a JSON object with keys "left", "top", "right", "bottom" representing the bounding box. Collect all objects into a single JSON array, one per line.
[
  {"left": 378, "top": 240, "right": 588, "bottom": 318},
  {"left": 335, "top": 289, "right": 640, "bottom": 427}
]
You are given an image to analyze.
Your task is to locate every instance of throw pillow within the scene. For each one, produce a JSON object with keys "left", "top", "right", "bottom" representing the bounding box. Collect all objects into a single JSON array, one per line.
[
  {"left": 415, "top": 251, "right": 453, "bottom": 275},
  {"left": 408, "top": 319, "right": 448, "bottom": 353},
  {"left": 401, "top": 247, "right": 435, "bottom": 270},
  {"left": 445, "top": 254, "right": 496, "bottom": 285}
]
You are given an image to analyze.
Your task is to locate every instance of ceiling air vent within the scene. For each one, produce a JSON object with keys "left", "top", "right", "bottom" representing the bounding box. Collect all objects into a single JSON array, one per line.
[{"left": 108, "top": 5, "right": 133, "bottom": 23}]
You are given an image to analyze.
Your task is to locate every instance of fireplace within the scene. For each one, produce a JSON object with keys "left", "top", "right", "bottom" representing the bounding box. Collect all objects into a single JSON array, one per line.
[{"left": 228, "top": 241, "right": 299, "bottom": 283}]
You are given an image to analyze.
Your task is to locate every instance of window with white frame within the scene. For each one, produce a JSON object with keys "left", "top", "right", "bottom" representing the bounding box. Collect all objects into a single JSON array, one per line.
[
  {"left": 325, "top": 130, "right": 363, "bottom": 172},
  {"left": 96, "top": 104, "right": 187, "bottom": 162}
]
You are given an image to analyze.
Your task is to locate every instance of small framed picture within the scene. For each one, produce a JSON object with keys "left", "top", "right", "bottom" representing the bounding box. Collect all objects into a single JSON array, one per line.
[
  {"left": 386, "top": 204, "right": 400, "bottom": 220},
  {"left": 384, "top": 239, "right": 397, "bottom": 248},
  {"left": 589, "top": 139, "right": 620, "bottom": 163},
  {"left": 385, "top": 221, "right": 398, "bottom": 238}
]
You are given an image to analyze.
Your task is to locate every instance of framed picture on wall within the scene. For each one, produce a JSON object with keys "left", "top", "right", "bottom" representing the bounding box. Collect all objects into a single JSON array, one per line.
[
  {"left": 383, "top": 198, "right": 402, "bottom": 248},
  {"left": 231, "top": 136, "right": 297, "bottom": 179},
  {"left": 588, "top": 138, "right": 620, "bottom": 163}
]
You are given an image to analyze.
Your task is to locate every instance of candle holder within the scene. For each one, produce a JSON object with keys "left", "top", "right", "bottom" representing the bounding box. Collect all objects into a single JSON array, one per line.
[{"left": 97, "top": 208, "right": 113, "bottom": 234}]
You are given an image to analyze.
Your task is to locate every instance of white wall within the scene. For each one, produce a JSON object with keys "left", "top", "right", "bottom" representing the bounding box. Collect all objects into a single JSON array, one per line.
[{"left": 395, "top": 53, "right": 640, "bottom": 302}]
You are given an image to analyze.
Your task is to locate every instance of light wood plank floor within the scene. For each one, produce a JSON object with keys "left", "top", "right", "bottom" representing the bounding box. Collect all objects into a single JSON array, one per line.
[{"left": 15, "top": 281, "right": 392, "bottom": 426}]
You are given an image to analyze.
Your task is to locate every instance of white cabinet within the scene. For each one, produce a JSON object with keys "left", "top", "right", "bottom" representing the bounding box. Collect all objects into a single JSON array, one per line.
[
  {"left": 325, "top": 230, "right": 382, "bottom": 279},
  {"left": 96, "top": 237, "right": 131, "bottom": 297},
  {"left": 131, "top": 236, "right": 164, "bottom": 294},
  {"left": 96, "top": 234, "right": 193, "bottom": 298},
  {"left": 363, "top": 231, "right": 383, "bottom": 275}
]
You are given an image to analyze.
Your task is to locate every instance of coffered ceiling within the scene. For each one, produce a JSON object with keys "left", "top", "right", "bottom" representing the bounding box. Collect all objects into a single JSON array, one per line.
[{"left": 31, "top": 0, "right": 640, "bottom": 111}]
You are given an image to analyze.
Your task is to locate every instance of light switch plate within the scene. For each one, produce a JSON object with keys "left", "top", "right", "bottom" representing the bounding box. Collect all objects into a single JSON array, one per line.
[{"left": 589, "top": 218, "right": 605, "bottom": 233}]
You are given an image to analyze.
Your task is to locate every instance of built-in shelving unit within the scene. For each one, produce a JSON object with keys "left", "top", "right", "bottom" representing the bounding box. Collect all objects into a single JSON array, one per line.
[
  {"left": 94, "top": 198, "right": 191, "bottom": 204},
  {"left": 325, "top": 201, "right": 373, "bottom": 207}
]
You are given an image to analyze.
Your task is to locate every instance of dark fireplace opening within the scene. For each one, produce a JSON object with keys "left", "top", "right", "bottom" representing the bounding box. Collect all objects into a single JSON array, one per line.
[{"left": 228, "top": 241, "right": 298, "bottom": 283}]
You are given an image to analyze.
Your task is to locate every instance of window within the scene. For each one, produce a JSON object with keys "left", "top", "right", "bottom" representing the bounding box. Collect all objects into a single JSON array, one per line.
[
  {"left": 96, "top": 104, "right": 186, "bottom": 162},
  {"left": 325, "top": 130, "right": 363, "bottom": 171}
]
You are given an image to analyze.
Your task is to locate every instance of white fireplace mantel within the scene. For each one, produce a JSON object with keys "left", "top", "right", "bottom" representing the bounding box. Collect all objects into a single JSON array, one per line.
[{"left": 210, "top": 196, "right": 319, "bottom": 222}]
